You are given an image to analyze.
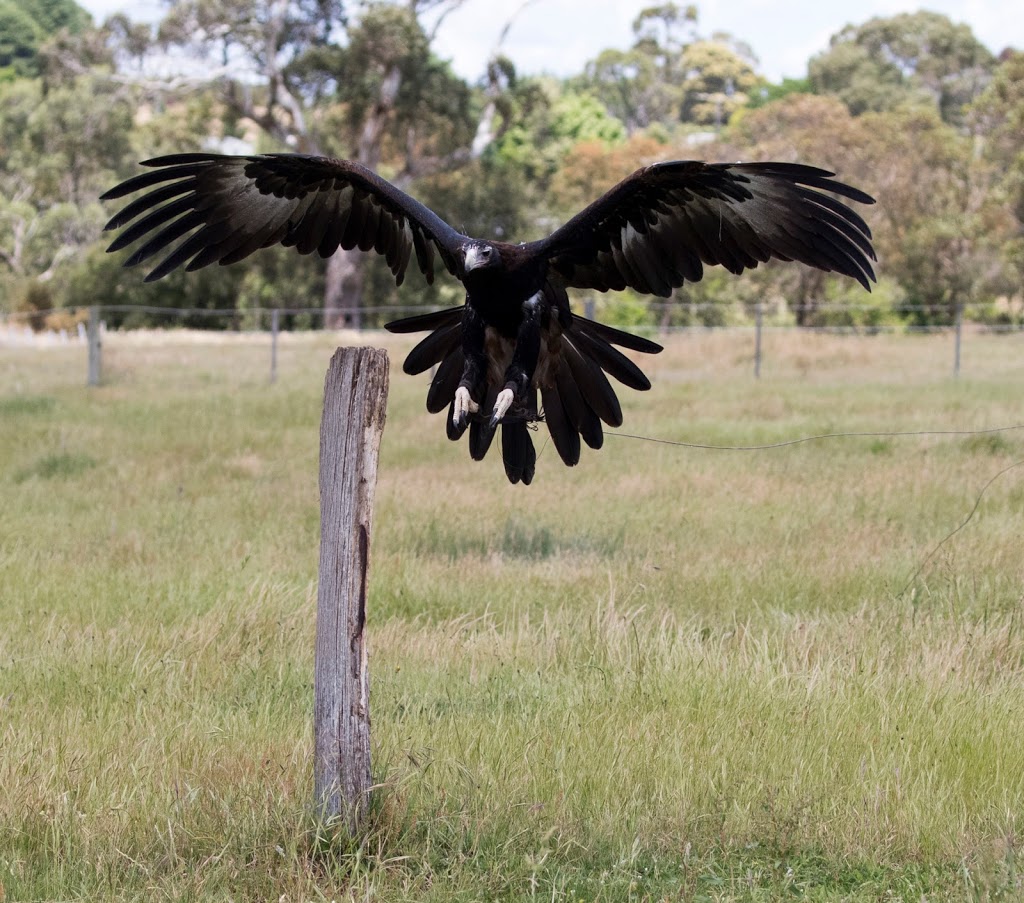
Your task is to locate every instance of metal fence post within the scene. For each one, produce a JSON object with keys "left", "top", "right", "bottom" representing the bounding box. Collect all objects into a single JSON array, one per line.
[
  {"left": 270, "top": 308, "right": 280, "bottom": 384},
  {"left": 953, "top": 301, "right": 963, "bottom": 378},
  {"left": 754, "top": 302, "right": 763, "bottom": 379},
  {"left": 87, "top": 306, "right": 102, "bottom": 387}
]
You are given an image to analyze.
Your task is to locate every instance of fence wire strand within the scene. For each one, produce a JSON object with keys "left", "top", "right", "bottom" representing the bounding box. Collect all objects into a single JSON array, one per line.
[{"left": 608, "top": 424, "right": 1024, "bottom": 452}]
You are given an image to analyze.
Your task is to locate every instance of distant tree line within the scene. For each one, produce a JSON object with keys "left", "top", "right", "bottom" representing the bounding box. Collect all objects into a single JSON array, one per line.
[{"left": 1, "top": 0, "right": 1022, "bottom": 331}]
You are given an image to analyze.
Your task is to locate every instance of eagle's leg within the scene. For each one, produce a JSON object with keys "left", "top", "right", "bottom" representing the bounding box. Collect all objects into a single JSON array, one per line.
[
  {"left": 489, "top": 292, "right": 544, "bottom": 429},
  {"left": 453, "top": 303, "right": 487, "bottom": 432}
]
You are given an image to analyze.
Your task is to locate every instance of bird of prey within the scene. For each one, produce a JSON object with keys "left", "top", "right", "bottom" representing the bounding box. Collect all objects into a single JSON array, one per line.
[{"left": 102, "top": 153, "right": 876, "bottom": 484}]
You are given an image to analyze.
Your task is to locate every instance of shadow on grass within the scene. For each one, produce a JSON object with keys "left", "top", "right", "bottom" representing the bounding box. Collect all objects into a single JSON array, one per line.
[
  {"left": 13, "top": 452, "right": 97, "bottom": 483},
  {"left": 406, "top": 517, "right": 625, "bottom": 562}
]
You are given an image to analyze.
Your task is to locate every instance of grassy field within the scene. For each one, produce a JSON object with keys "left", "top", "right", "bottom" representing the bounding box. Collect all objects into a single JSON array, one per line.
[{"left": 2, "top": 327, "right": 1023, "bottom": 901}]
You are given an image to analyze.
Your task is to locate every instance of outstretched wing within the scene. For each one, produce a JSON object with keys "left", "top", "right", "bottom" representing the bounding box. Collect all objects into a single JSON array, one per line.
[
  {"left": 531, "top": 161, "right": 876, "bottom": 297},
  {"left": 101, "top": 153, "right": 466, "bottom": 284}
]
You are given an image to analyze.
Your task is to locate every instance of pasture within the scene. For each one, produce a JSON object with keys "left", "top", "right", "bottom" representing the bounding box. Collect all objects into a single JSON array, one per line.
[{"left": 2, "top": 327, "right": 1023, "bottom": 901}]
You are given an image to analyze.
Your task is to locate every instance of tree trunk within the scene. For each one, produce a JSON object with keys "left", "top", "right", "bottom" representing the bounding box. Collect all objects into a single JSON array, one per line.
[
  {"left": 322, "top": 64, "right": 403, "bottom": 330},
  {"left": 794, "top": 269, "right": 824, "bottom": 327},
  {"left": 325, "top": 250, "right": 365, "bottom": 330}
]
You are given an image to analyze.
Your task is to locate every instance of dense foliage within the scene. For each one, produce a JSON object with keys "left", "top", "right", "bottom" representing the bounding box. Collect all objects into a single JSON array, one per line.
[{"left": 1, "top": 0, "right": 1021, "bottom": 329}]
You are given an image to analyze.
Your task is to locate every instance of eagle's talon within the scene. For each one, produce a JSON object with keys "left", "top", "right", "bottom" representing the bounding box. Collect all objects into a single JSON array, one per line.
[
  {"left": 489, "top": 388, "right": 515, "bottom": 428},
  {"left": 453, "top": 386, "right": 479, "bottom": 428}
]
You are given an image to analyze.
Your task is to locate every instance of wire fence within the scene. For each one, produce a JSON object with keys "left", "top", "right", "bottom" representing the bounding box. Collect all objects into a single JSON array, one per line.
[{"left": 3, "top": 301, "right": 1023, "bottom": 386}]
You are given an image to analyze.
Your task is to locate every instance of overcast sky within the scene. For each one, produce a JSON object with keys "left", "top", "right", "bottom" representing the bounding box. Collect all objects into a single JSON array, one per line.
[{"left": 78, "top": 0, "right": 1020, "bottom": 84}]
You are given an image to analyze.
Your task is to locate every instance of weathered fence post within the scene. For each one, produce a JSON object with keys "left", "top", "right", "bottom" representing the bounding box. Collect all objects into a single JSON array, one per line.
[
  {"left": 754, "top": 301, "right": 764, "bottom": 379},
  {"left": 314, "top": 346, "right": 389, "bottom": 833},
  {"left": 270, "top": 308, "right": 280, "bottom": 384},
  {"left": 87, "top": 305, "right": 102, "bottom": 387}
]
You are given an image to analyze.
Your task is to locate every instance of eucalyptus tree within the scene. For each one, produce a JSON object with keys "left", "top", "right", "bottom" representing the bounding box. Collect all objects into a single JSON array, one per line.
[
  {"left": 576, "top": 3, "right": 758, "bottom": 133},
  {"left": 149, "top": 0, "right": 475, "bottom": 325},
  {"left": 808, "top": 11, "right": 995, "bottom": 126}
]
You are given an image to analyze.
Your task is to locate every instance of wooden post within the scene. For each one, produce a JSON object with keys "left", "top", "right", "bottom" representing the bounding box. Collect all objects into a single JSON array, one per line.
[
  {"left": 270, "top": 308, "right": 280, "bottom": 384},
  {"left": 314, "top": 347, "right": 389, "bottom": 833},
  {"left": 87, "top": 305, "right": 102, "bottom": 387}
]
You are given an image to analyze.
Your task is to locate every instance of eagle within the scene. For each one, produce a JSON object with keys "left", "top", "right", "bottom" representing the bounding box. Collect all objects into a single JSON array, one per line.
[{"left": 101, "top": 153, "right": 876, "bottom": 484}]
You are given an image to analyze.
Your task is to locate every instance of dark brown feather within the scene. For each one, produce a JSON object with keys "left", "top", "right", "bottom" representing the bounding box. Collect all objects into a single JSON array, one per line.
[
  {"left": 555, "top": 364, "right": 605, "bottom": 450},
  {"left": 385, "top": 306, "right": 462, "bottom": 334},
  {"left": 501, "top": 421, "right": 536, "bottom": 484},
  {"left": 403, "top": 322, "right": 462, "bottom": 375},
  {"left": 571, "top": 330, "right": 652, "bottom": 391},
  {"left": 101, "top": 154, "right": 464, "bottom": 284},
  {"left": 533, "top": 160, "right": 876, "bottom": 295},
  {"left": 561, "top": 337, "right": 623, "bottom": 428},
  {"left": 540, "top": 385, "right": 581, "bottom": 466},
  {"left": 426, "top": 349, "right": 465, "bottom": 414}
]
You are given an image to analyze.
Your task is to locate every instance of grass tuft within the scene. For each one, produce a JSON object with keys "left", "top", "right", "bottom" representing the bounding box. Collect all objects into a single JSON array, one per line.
[
  {"left": 13, "top": 451, "right": 97, "bottom": 482},
  {"left": 0, "top": 394, "right": 56, "bottom": 415}
]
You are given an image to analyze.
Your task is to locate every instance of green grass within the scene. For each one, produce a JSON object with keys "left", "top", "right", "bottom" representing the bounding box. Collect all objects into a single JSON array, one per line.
[{"left": 2, "top": 328, "right": 1023, "bottom": 901}]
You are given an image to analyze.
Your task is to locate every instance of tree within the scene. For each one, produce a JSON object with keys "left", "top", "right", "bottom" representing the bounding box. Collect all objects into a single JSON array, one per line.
[
  {"left": 808, "top": 12, "right": 996, "bottom": 126},
  {"left": 0, "top": 71, "right": 133, "bottom": 312},
  {"left": 678, "top": 39, "right": 760, "bottom": 126},
  {"left": 150, "top": 0, "right": 474, "bottom": 326},
  {"left": 856, "top": 105, "right": 998, "bottom": 319},
  {"left": 967, "top": 50, "right": 1024, "bottom": 294},
  {"left": 722, "top": 93, "right": 873, "bottom": 323},
  {"left": 0, "top": 0, "right": 90, "bottom": 79},
  {"left": 747, "top": 76, "right": 811, "bottom": 109},
  {"left": 577, "top": 5, "right": 761, "bottom": 134},
  {"left": 726, "top": 90, "right": 1005, "bottom": 323},
  {"left": 576, "top": 2, "right": 697, "bottom": 132}
]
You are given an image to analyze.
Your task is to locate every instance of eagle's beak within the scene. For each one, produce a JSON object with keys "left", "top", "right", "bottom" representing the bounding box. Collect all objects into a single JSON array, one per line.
[{"left": 464, "top": 246, "right": 484, "bottom": 271}]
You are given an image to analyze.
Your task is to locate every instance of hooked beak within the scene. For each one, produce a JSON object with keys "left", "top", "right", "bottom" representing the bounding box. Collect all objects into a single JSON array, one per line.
[{"left": 464, "top": 246, "right": 485, "bottom": 271}]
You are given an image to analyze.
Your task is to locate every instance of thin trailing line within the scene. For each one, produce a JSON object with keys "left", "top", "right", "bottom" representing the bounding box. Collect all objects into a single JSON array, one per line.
[
  {"left": 608, "top": 423, "right": 1023, "bottom": 600},
  {"left": 897, "top": 457, "right": 1024, "bottom": 598},
  {"left": 608, "top": 424, "right": 1024, "bottom": 451}
]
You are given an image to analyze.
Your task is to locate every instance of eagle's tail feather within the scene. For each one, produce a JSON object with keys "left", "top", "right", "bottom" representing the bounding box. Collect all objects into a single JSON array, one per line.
[
  {"left": 402, "top": 322, "right": 461, "bottom": 375},
  {"left": 384, "top": 306, "right": 463, "bottom": 335},
  {"left": 501, "top": 421, "right": 536, "bottom": 484},
  {"left": 562, "top": 336, "right": 623, "bottom": 428},
  {"left": 571, "top": 329, "right": 652, "bottom": 391},
  {"left": 555, "top": 364, "right": 603, "bottom": 450},
  {"left": 427, "top": 348, "right": 464, "bottom": 414},
  {"left": 541, "top": 384, "right": 582, "bottom": 466},
  {"left": 572, "top": 318, "right": 662, "bottom": 355}
]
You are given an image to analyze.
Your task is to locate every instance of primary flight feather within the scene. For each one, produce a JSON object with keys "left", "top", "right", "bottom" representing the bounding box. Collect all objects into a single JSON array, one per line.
[{"left": 102, "top": 153, "right": 876, "bottom": 484}]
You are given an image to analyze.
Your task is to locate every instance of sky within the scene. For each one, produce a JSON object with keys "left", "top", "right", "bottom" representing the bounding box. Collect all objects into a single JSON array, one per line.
[{"left": 78, "top": 0, "right": 1021, "bottom": 84}]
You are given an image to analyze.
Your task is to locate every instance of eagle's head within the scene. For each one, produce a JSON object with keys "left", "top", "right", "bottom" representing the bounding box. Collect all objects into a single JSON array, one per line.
[{"left": 463, "top": 241, "right": 500, "bottom": 273}]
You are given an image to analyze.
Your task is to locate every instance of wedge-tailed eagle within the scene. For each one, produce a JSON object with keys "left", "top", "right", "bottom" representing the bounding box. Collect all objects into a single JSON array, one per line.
[{"left": 102, "top": 154, "right": 875, "bottom": 484}]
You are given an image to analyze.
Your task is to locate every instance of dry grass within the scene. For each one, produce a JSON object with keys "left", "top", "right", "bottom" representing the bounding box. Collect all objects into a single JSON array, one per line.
[{"left": 2, "top": 327, "right": 1023, "bottom": 901}]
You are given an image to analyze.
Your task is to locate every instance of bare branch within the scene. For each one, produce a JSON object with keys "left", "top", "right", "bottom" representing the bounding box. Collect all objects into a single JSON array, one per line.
[
  {"left": 0, "top": 216, "right": 27, "bottom": 276},
  {"left": 36, "top": 246, "right": 79, "bottom": 283},
  {"left": 470, "top": 0, "right": 540, "bottom": 158},
  {"left": 423, "top": 0, "right": 470, "bottom": 42},
  {"left": 493, "top": 0, "right": 540, "bottom": 53}
]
